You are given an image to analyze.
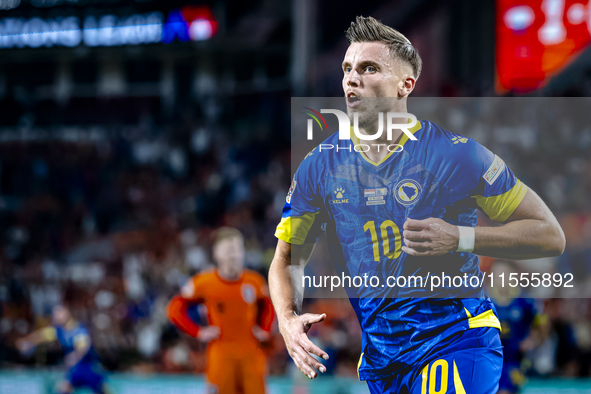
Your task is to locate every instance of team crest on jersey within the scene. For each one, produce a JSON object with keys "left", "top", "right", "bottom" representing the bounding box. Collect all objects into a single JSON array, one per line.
[
  {"left": 483, "top": 155, "right": 505, "bottom": 185},
  {"left": 394, "top": 180, "right": 421, "bottom": 205},
  {"left": 241, "top": 284, "right": 256, "bottom": 304},
  {"left": 286, "top": 179, "right": 297, "bottom": 204}
]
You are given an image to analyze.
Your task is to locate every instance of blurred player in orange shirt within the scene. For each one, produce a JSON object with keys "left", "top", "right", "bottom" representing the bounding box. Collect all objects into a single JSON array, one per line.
[{"left": 167, "top": 227, "right": 275, "bottom": 394}]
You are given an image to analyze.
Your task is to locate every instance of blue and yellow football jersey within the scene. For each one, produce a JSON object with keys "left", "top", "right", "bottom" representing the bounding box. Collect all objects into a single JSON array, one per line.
[
  {"left": 43, "top": 321, "right": 105, "bottom": 391},
  {"left": 275, "top": 120, "right": 527, "bottom": 381},
  {"left": 494, "top": 297, "right": 537, "bottom": 363},
  {"left": 493, "top": 296, "right": 539, "bottom": 393}
]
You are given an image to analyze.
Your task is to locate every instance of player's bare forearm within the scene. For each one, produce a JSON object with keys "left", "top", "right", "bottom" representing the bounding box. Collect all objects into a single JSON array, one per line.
[
  {"left": 268, "top": 240, "right": 315, "bottom": 318},
  {"left": 402, "top": 188, "right": 565, "bottom": 259},
  {"left": 268, "top": 239, "right": 329, "bottom": 379},
  {"left": 473, "top": 218, "right": 564, "bottom": 259},
  {"left": 26, "top": 328, "right": 53, "bottom": 346},
  {"left": 269, "top": 240, "right": 297, "bottom": 319},
  {"left": 475, "top": 188, "right": 565, "bottom": 258}
]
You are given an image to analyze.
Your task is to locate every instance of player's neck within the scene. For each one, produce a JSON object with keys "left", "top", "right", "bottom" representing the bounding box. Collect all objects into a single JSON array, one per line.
[
  {"left": 356, "top": 111, "right": 408, "bottom": 163},
  {"left": 353, "top": 101, "right": 409, "bottom": 163}
]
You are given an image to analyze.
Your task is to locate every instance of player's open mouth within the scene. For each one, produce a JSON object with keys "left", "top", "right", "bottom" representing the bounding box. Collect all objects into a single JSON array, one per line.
[{"left": 347, "top": 93, "right": 361, "bottom": 108}]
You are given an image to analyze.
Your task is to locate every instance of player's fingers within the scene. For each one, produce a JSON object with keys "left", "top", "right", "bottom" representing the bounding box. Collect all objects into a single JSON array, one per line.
[
  {"left": 403, "top": 218, "right": 427, "bottom": 230},
  {"left": 292, "top": 357, "right": 311, "bottom": 378},
  {"left": 293, "top": 346, "right": 324, "bottom": 375},
  {"left": 402, "top": 246, "right": 434, "bottom": 256},
  {"left": 302, "top": 313, "right": 326, "bottom": 326},
  {"left": 403, "top": 240, "right": 431, "bottom": 251},
  {"left": 291, "top": 349, "right": 318, "bottom": 378},
  {"left": 299, "top": 335, "right": 329, "bottom": 362},
  {"left": 403, "top": 230, "right": 428, "bottom": 241}
]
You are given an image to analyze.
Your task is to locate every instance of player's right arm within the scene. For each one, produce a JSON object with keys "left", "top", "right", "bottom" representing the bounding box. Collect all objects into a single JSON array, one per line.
[
  {"left": 16, "top": 326, "right": 58, "bottom": 354},
  {"left": 269, "top": 240, "right": 328, "bottom": 379},
  {"left": 269, "top": 149, "right": 331, "bottom": 379},
  {"left": 167, "top": 276, "right": 219, "bottom": 342}
]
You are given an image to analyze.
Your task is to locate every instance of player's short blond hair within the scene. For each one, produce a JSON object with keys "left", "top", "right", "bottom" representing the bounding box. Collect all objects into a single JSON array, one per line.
[
  {"left": 213, "top": 227, "right": 244, "bottom": 246},
  {"left": 346, "top": 16, "right": 422, "bottom": 79}
]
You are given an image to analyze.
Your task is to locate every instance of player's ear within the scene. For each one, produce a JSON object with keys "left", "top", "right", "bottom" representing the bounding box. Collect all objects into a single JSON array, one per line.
[{"left": 399, "top": 75, "right": 415, "bottom": 97}]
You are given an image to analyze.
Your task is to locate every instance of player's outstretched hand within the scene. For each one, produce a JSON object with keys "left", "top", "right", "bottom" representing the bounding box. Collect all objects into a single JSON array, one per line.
[
  {"left": 196, "top": 326, "right": 221, "bottom": 342},
  {"left": 279, "top": 313, "right": 328, "bottom": 379},
  {"left": 402, "top": 218, "right": 460, "bottom": 256}
]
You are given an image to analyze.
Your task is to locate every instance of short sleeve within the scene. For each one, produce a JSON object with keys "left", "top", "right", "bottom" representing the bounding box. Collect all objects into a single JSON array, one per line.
[
  {"left": 275, "top": 151, "right": 327, "bottom": 245},
  {"left": 73, "top": 332, "right": 91, "bottom": 350},
  {"left": 469, "top": 152, "right": 528, "bottom": 222},
  {"left": 419, "top": 123, "right": 528, "bottom": 223},
  {"left": 43, "top": 327, "right": 57, "bottom": 342}
]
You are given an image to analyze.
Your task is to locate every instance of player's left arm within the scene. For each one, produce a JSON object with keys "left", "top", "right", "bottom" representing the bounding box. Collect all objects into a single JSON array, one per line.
[
  {"left": 474, "top": 187, "right": 564, "bottom": 258},
  {"left": 401, "top": 136, "right": 565, "bottom": 259},
  {"left": 402, "top": 187, "right": 565, "bottom": 259}
]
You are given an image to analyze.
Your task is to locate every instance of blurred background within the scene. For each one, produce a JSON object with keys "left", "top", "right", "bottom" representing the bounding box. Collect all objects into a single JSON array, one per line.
[{"left": 1, "top": 0, "right": 591, "bottom": 392}]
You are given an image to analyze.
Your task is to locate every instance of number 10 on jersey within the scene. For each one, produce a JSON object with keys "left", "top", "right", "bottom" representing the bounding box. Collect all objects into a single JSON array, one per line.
[{"left": 363, "top": 220, "right": 401, "bottom": 261}]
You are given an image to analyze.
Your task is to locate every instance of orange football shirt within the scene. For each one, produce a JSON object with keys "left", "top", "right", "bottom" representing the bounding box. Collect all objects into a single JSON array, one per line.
[{"left": 167, "top": 269, "right": 274, "bottom": 353}]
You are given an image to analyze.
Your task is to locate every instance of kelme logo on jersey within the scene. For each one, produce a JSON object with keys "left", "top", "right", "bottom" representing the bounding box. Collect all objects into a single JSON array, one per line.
[
  {"left": 451, "top": 136, "right": 468, "bottom": 144},
  {"left": 332, "top": 187, "right": 349, "bottom": 204},
  {"left": 395, "top": 180, "right": 421, "bottom": 205}
]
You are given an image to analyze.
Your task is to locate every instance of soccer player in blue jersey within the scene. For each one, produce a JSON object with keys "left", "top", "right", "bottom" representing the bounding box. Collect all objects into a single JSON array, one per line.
[
  {"left": 268, "top": 16, "right": 565, "bottom": 394},
  {"left": 17, "top": 305, "right": 109, "bottom": 394}
]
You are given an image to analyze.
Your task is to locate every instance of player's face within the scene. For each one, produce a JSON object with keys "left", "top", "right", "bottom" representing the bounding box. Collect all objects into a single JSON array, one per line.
[
  {"left": 342, "top": 42, "right": 414, "bottom": 127},
  {"left": 214, "top": 236, "right": 245, "bottom": 277},
  {"left": 52, "top": 305, "right": 71, "bottom": 326}
]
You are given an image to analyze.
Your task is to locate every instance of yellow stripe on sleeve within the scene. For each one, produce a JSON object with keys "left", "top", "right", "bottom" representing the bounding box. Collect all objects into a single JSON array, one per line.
[
  {"left": 472, "top": 179, "right": 528, "bottom": 222},
  {"left": 74, "top": 334, "right": 90, "bottom": 350},
  {"left": 274, "top": 212, "right": 319, "bottom": 245},
  {"left": 42, "top": 327, "right": 57, "bottom": 342}
]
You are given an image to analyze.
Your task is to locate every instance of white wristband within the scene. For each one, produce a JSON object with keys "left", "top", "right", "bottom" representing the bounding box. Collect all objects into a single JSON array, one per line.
[{"left": 456, "top": 226, "right": 475, "bottom": 253}]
